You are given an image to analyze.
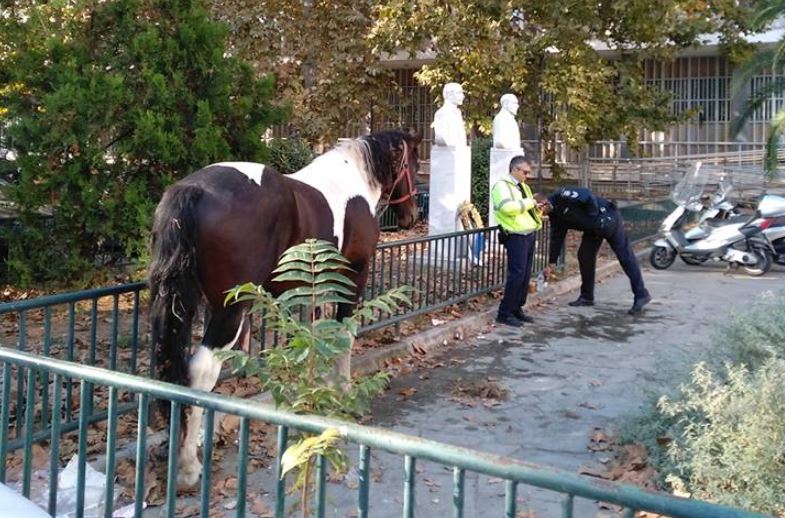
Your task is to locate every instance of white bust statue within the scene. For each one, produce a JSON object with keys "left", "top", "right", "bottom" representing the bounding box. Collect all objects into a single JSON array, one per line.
[
  {"left": 432, "top": 83, "right": 467, "bottom": 147},
  {"left": 492, "top": 93, "right": 521, "bottom": 150}
]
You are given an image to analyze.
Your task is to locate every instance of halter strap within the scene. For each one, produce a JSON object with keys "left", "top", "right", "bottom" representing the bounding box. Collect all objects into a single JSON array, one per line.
[{"left": 383, "top": 140, "right": 417, "bottom": 207}]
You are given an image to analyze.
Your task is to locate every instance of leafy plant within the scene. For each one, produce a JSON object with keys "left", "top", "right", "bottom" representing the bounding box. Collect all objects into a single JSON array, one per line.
[
  {"left": 658, "top": 360, "right": 785, "bottom": 515},
  {"left": 730, "top": 0, "right": 785, "bottom": 178},
  {"left": 619, "top": 291, "right": 785, "bottom": 514},
  {"left": 218, "top": 239, "right": 412, "bottom": 517},
  {"left": 267, "top": 137, "right": 316, "bottom": 175},
  {"left": 470, "top": 136, "right": 492, "bottom": 224},
  {"left": 712, "top": 290, "right": 785, "bottom": 371},
  {"left": 0, "top": 0, "right": 282, "bottom": 284}
]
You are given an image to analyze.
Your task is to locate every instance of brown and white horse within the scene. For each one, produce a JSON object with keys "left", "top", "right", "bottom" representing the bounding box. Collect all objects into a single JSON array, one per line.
[{"left": 148, "top": 130, "right": 421, "bottom": 486}]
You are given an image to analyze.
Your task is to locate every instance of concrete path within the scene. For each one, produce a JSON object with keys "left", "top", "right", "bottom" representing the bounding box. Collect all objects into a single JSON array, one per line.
[{"left": 345, "top": 261, "right": 784, "bottom": 517}]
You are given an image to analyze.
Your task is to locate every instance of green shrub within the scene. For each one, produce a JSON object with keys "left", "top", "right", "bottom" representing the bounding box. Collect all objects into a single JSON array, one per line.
[
  {"left": 713, "top": 291, "right": 785, "bottom": 370},
  {"left": 0, "top": 0, "right": 282, "bottom": 284},
  {"left": 267, "top": 137, "right": 316, "bottom": 175},
  {"left": 658, "top": 360, "right": 785, "bottom": 515},
  {"left": 218, "top": 239, "right": 412, "bottom": 517},
  {"left": 619, "top": 291, "right": 785, "bottom": 514},
  {"left": 470, "top": 136, "right": 492, "bottom": 224}
]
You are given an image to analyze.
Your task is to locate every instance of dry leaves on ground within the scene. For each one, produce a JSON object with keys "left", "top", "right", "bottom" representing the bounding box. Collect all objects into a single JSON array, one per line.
[{"left": 448, "top": 377, "right": 508, "bottom": 408}]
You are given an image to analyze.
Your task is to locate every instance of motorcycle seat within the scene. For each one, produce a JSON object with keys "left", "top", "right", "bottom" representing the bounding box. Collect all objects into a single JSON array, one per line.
[{"left": 702, "top": 215, "right": 748, "bottom": 228}]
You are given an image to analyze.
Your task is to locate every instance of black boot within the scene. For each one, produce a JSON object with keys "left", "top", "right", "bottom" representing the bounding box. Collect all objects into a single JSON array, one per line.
[
  {"left": 628, "top": 294, "right": 652, "bottom": 315},
  {"left": 513, "top": 309, "right": 534, "bottom": 323},
  {"left": 568, "top": 296, "right": 594, "bottom": 307}
]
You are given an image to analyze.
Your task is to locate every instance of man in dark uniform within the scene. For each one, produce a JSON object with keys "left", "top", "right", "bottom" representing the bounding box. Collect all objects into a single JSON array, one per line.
[{"left": 537, "top": 187, "right": 652, "bottom": 315}]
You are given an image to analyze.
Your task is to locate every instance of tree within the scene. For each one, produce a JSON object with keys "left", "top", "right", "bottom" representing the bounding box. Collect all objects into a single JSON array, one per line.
[
  {"left": 370, "top": 1, "right": 751, "bottom": 151},
  {"left": 0, "top": 0, "right": 282, "bottom": 284},
  {"left": 731, "top": 0, "right": 785, "bottom": 178},
  {"left": 208, "top": 0, "right": 393, "bottom": 147}
]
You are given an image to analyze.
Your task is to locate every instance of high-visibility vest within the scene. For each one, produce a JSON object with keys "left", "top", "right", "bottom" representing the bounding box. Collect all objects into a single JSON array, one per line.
[{"left": 491, "top": 177, "right": 542, "bottom": 234}]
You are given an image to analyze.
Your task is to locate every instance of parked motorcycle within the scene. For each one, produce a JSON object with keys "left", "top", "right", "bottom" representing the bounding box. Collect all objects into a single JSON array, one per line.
[
  {"left": 677, "top": 172, "right": 744, "bottom": 265},
  {"left": 649, "top": 163, "right": 776, "bottom": 276},
  {"left": 758, "top": 198, "right": 785, "bottom": 265}
]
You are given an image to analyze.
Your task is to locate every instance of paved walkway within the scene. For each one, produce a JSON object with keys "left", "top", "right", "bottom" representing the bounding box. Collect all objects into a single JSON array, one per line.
[{"left": 351, "top": 261, "right": 784, "bottom": 517}]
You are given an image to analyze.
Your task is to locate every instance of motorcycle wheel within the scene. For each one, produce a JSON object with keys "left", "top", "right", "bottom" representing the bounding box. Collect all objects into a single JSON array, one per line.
[
  {"left": 650, "top": 245, "right": 676, "bottom": 269},
  {"left": 680, "top": 255, "right": 707, "bottom": 266},
  {"left": 743, "top": 247, "right": 773, "bottom": 277}
]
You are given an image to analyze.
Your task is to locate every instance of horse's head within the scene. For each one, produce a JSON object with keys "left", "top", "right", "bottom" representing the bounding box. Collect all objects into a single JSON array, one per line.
[{"left": 385, "top": 130, "right": 422, "bottom": 229}]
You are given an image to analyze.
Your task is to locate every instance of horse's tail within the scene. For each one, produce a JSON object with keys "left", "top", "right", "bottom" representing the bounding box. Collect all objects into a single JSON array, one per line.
[{"left": 149, "top": 184, "right": 204, "bottom": 407}]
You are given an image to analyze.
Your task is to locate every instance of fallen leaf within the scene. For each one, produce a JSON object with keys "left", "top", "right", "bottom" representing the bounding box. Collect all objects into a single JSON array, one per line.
[
  {"left": 397, "top": 387, "right": 417, "bottom": 399},
  {"left": 220, "top": 415, "right": 241, "bottom": 436},
  {"left": 578, "top": 465, "right": 609, "bottom": 479},
  {"left": 251, "top": 497, "right": 273, "bottom": 517}
]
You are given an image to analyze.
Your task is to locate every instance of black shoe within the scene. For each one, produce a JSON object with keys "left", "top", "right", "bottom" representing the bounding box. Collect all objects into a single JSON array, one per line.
[
  {"left": 513, "top": 309, "right": 534, "bottom": 323},
  {"left": 568, "top": 296, "right": 594, "bottom": 307},
  {"left": 628, "top": 294, "right": 652, "bottom": 315},
  {"left": 496, "top": 315, "right": 523, "bottom": 327}
]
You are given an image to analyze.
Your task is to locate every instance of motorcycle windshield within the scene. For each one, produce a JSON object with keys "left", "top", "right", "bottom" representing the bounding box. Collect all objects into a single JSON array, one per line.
[{"left": 672, "top": 162, "right": 710, "bottom": 211}]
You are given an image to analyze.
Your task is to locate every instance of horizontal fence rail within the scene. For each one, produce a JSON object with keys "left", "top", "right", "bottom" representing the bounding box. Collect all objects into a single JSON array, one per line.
[
  {"left": 0, "top": 205, "right": 668, "bottom": 377},
  {"left": 0, "top": 348, "right": 768, "bottom": 518}
]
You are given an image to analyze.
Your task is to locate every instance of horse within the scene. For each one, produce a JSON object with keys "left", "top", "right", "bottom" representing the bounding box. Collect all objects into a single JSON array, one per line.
[{"left": 148, "top": 129, "right": 421, "bottom": 487}]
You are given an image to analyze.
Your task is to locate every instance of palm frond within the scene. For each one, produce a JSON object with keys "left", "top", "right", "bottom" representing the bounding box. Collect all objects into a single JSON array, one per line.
[
  {"left": 764, "top": 107, "right": 785, "bottom": 178},
  {"left": 751, "top": 0, "right": 785, "bottom": 30},
  {"left": 730, "top": 78, "right": 785, "bottom": 136},
  {"left": 731, "top": 48, "right": 776, "bottom": 97}
]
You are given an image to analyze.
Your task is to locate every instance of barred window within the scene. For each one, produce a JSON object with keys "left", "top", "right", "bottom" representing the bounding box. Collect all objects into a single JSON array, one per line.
[{"left": 644, "top": 56, "right": 731, "bottom": 123}]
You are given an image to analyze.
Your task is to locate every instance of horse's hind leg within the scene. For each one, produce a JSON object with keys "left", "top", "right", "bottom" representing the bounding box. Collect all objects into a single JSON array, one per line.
[{"left": 178, "top": 305, "right": 248, "bottom": 487}]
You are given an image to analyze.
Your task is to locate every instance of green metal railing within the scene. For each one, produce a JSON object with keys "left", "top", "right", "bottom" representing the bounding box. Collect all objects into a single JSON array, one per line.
[
  {"left": 0, "top": 283, "right": 147, "bottom": 453},
  {"left": 378, "top": 191, "right": 430, "bottom": 230},
  {"left": 0, "top": 348, "right": 768, "bottom": 518},
  {"left": 618, "top": 199, "right": 675, "bottom": 244},
  {"left": 0, "top": 204, "right": 665, "bottom": 395},
  {"left": 360, "top": 222, "right": 551, "bottom": 332}
]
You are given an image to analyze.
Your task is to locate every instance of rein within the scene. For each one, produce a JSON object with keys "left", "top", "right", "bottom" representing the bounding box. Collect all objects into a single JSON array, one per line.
[{"left": 376, "top": 140, "right": 417, "bottom": 216}]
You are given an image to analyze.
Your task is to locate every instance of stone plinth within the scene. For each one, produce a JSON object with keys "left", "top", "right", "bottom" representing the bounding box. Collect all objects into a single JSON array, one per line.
[{"left": 428, "top": 145, "right": 472, "bottom": 236}]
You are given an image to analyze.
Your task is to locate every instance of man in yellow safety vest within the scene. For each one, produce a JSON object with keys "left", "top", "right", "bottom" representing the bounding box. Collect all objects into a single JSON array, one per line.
[{"left": 491, "top": 156, "right": 542, "bottom": 327}]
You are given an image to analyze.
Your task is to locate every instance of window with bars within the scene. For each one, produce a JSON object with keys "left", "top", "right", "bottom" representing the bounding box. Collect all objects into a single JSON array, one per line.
[
  {"left": 644, "top": 56, "right": 731, "bottom": 123},
  {"left": 749, "top": 73, "right": 785, "bottom": 122}
]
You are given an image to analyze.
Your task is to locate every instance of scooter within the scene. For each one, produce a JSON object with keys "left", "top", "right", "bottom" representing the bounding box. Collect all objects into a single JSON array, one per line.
[
  {"left": 649, "top": 163, "right": 776, "bottom": 276},
  {"left": 650, "top": 202, "right": 773, "bottom": 276},
  {"left": 677, "top": 176, "right": 744, "bottom": 265},
  {"left": 758, "top": 198, "right": 785, "bottom": 265}
]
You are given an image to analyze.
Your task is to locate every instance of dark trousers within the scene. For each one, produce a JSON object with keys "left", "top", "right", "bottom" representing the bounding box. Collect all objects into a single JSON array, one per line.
[
  {"left": 577, "top": 211, "right": 648, "bottom": 301},
  {"left": 498, "top": 232, "right": 536, "bottom": 318}
]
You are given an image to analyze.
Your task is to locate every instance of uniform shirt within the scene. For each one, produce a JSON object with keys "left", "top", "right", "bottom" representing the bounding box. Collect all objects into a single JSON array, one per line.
[{"left": 547, "top": 187, "right": 615, "bottom": 263}]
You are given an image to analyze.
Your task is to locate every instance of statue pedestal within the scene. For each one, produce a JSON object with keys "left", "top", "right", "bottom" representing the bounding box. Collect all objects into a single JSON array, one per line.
[
  {"left": 488, "top": 148, "right": 524, "bottom": 227},
  {"left": 428, "top": 145, "right": 472, "bottom": 262}
]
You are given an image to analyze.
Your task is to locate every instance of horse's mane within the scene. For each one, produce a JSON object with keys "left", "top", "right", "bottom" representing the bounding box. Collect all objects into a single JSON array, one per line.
[{"left": 337, "top": 130, "right": 405, "bottom": 190}]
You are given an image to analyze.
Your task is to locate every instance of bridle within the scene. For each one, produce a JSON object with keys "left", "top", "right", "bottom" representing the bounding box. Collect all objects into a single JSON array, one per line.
[{"left": 380, "top": 140, "right": 417, "bottom": 210}]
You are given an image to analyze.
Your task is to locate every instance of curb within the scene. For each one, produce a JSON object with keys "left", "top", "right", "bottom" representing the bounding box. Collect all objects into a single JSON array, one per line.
[{"left": 353, "top": 247, "right": 651, "bottom": 376}]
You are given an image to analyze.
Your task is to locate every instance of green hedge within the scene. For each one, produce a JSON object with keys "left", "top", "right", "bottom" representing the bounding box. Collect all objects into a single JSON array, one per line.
[
  {"left": 267, "top": 137, "right": 316, "bottom": 175},
  {"left": 470, "top": 137, "right": 492, "bottom": 224},
  {"left": 621, "top": 291, "right": 785, "bottom": 516}
]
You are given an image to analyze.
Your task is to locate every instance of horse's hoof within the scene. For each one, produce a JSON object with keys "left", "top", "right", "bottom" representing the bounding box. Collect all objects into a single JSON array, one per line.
[{"left": 177, "top": 461, "right": 202, "bottom": 488}]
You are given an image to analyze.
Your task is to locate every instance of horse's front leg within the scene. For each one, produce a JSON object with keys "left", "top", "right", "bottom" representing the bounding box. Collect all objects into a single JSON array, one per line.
[
  {"left": 178, "top": 309, "right": 247, "bottom": 488},
  {"left": 333, "top": 264, "right": 369, "bottom": 391}
]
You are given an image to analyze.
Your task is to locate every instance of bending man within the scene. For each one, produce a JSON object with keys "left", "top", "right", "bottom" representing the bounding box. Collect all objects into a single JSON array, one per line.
[
  {"left": 491, "top": 156, "right": 542, "bottom": 327},
  {"left": 537, "top": 187, "right": 652, "bottom": 315}
]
